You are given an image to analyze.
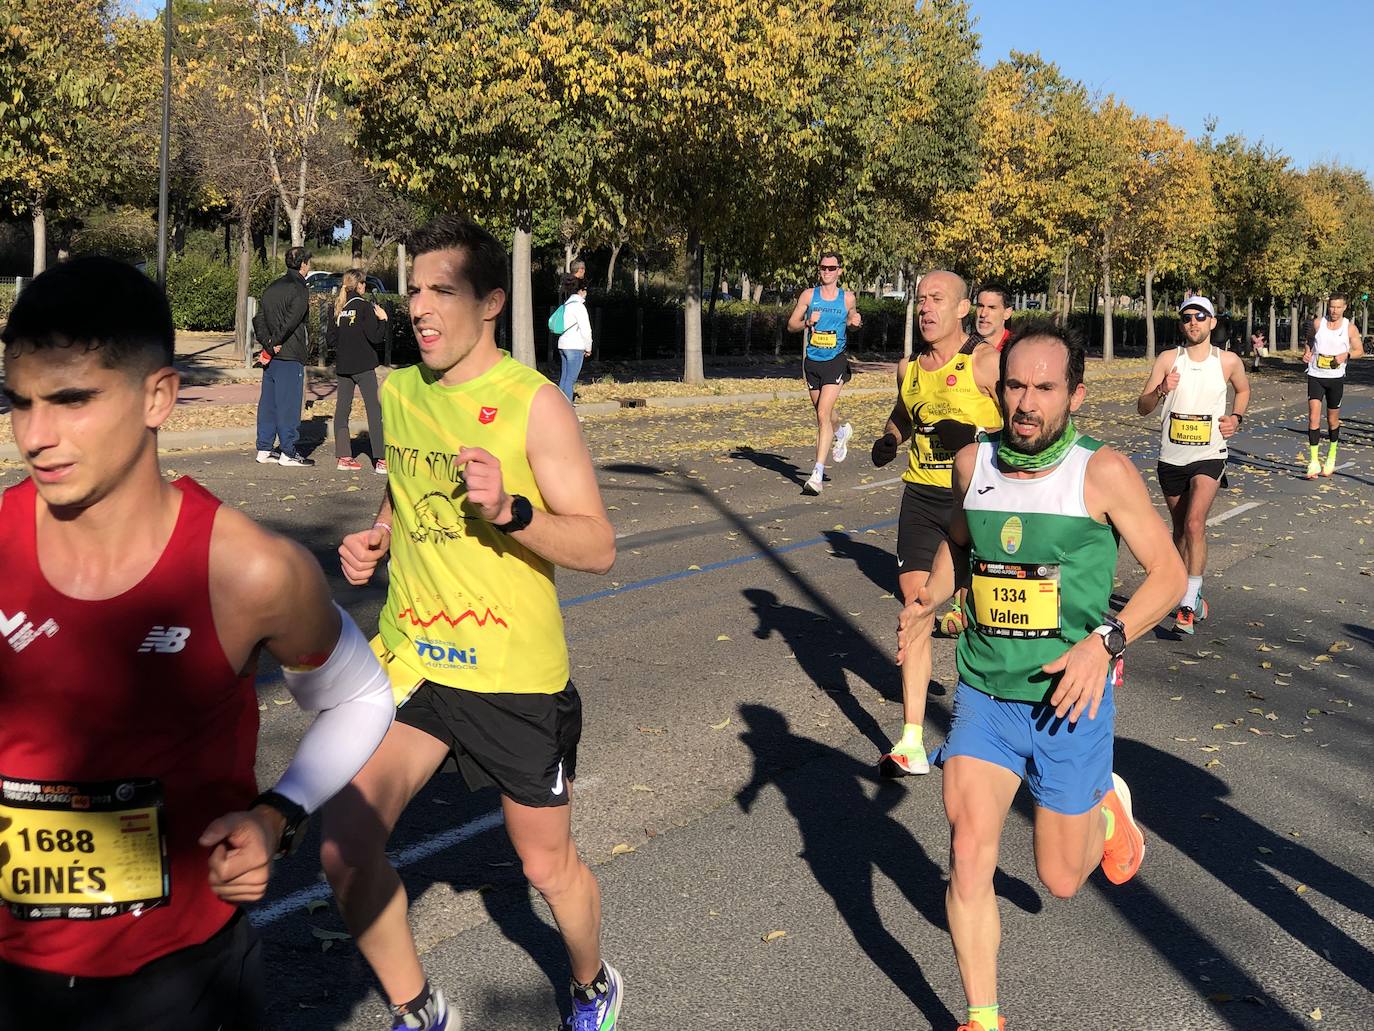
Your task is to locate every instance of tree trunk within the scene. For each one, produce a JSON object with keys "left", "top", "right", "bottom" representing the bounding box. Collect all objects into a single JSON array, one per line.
[
  {"left": 706, "top": 251, "right": 723, "bottom": 356},
  {"left": 31, "top": 202, "right": 47, "bottom": 276},
  {"left": 563, "top": 241, "right": 578, "bottom": 274},
  {"left": 1362, "top": 302, "right": 1368, "bottom": 336},
  {"left": 1245, "top": 296, "right": 1253, "bottom": 340},
  {"left": 397, "top": 242, "right": 408, "bottom": 296},
  {"left": 903, "top": 292, "right": 915, "bottom": 358},
  {"left": 351, "top": 232, "right": 363, "bottom": 262},
  {"left": 1100, "top": 242, "right": 1114, "bottom": 362},
  {"left": 752, "top": 283, "right": 763, "bottom": 305},
  {"left": 1058, "top": 249, "right": 1072, "bottom": 325},
  {"left": 1289, "top": 299, "right": 1299, "bottom": 351},
  {"left": 606, "top": 241, "right": 623, "bottom": 291},
  {"left": 1267, "top": 297, "right": 1276, "bottom": 351},
  {"left": 234, "top": 216, "right": 253, "bottom": 364},
  {"left": 632, "top": 256, "right": 640, "bottom": 295},
  {"left": 252, "top": 226, "right": 267, "bottom": 265},
  {"left": 510, "top": 212, "right": 535, "bottom": 367},
  {"left": 740, "top": 272, "right": 751, "bottom": 303},
  {"left": 1144, "top": 262, "right": 1156, "bottom": 360},
  {"left": 683, "top": 228, "right": 704, "bottom": 384},
  {"left": 223, "top": 222, "right": 232, "bottom": 266}
]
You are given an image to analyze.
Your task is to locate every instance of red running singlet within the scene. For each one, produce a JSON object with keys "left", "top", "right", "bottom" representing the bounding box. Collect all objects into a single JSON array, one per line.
[{"left": 0, "top": 477, "right": 259, "bottom": 977}]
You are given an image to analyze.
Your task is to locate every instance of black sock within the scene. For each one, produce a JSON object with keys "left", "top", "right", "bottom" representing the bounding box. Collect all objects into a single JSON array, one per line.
[
  {"left": 571, "top": 965, "right": 609, "bottom": 1002},
  {"left": 1329, "top": 426, "right": 1340, "bottom": 443},
  {"left": 391, "top": 981, "right": 447, "bottom": 1030},
  {"left": 1308, "top": 428, "right": 1321, "bottom": 446}
]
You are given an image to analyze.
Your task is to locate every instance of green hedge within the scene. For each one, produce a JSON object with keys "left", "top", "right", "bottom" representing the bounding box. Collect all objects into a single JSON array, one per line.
[{"left": 165, "top": 256, "right": 284, "bottom": 331}]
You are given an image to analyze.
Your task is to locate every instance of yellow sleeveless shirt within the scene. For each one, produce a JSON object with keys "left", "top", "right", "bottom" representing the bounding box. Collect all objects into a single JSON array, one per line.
[
  {"left": 901, "top": 343, "right": 1003, "bottom": 488},
  {"left": 377, "top": 355, "right": 569, "bottom": 696}
]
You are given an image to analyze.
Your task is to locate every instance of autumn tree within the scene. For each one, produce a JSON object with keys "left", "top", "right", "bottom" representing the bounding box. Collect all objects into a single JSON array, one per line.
[{"left": 0, "top": 0, "right": 148, "bottom": 274}]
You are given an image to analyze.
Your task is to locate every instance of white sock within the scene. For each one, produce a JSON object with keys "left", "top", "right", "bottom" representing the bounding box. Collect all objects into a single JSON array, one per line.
[
  {"left": 1183, "top": 576, "right": 1202, "bottom": 610},
  {"left": 814, "top": 462, "right": 825, "bottom": 479}
]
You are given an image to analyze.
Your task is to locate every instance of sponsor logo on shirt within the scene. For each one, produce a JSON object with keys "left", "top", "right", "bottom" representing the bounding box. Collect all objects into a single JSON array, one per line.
[
  {"left": 479, "top": 406, "right": 499, "bottom": 424},
  {"left": 0, "top": 609, "right": 59, "bottom": 654},
  {"left": 138, "top": 626, "right": 191, "bottom": 654}
]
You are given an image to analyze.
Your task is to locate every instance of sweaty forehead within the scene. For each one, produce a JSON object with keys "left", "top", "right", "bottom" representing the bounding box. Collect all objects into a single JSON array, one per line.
[{"left": 1006, "top": 338, "right": 1069, "bottom": 384}]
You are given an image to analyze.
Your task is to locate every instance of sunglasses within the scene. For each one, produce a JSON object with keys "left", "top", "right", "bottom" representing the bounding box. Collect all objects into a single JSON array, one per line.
[
  {"left": 1179, "top": 312, "right": 1211, "bottom": 323},
  {"left": 818, "top": 264, "right": 841, "bottom": 272}
]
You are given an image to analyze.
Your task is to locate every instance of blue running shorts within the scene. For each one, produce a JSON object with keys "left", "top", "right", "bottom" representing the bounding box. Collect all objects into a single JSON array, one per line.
[{"left": 930, "top": 678, "right": 1116, "bottom": 815}]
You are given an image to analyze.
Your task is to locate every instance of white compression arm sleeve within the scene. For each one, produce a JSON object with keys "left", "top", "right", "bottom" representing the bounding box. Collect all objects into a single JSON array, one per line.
[{"left": 272, "top": 603, "right": 394, "bottom": 814}]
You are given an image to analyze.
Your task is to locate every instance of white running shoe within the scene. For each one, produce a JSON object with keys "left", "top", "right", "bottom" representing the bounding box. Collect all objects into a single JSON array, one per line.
[
  {"left": 832, "top": 422, "right": 853, "bottom": 463},
  {"left": 255, "top": 450, "right": 279, "bottom": 463},
  {"left": 802, "top": 472, "right": 823, "bottom": 496},
  {"left": 278, "top": 452, "right": 315, "bottom": 467}
]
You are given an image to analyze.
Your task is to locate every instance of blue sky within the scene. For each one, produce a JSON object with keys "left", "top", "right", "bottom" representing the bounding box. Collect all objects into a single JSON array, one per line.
[{"left": 970, "top": 0, "right": 1373, "bottom": 177}]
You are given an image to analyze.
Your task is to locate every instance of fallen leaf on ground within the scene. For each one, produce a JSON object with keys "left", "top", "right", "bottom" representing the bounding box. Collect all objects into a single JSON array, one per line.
[
  {"left": 762, "top": 930, "right": 787, "bottom": 943},
  {"left": 710, "top": 717, "right": 732, "bottom": 730},
  {"left": 611, "top": 843, "right": 636, "bottom": 855}
]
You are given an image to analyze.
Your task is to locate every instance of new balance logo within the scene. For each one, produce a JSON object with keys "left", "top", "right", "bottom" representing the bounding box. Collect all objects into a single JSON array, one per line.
[
  {"left": 139, "top": 626, "right": 191, "bottom": 654},
  {"left": 976, "top": 485, "right": 996, "bottom": 495}
]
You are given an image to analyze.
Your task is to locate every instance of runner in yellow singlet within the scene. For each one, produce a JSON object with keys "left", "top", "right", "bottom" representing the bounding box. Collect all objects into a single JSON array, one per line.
[{"left": 871, "top": 271, "right": 1001, "bottom": 776}]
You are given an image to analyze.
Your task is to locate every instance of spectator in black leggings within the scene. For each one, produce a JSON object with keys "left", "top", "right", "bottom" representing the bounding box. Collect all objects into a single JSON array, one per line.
[{"left": 327, "top": 269, "right": 388, "bottom": 474}]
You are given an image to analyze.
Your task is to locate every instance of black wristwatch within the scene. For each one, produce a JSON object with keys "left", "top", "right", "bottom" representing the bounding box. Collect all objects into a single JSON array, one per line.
[
  {"left": 493, "top": 494, "right": 534, "bottom": 533},
  {"left": 251, "top": 790, "right": 309, "bottom": 859},
  {"left": 1092, "top": 616, "right": 1127, "bottom": 659}
]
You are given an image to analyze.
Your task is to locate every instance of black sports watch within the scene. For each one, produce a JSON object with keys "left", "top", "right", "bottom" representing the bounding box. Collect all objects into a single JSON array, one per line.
[
  {"left": 493, "top": 494, "right": 534, "bottom": 533},
  {"left": 251, "top": 790, "right": 309, "bottom": 859},
  {"left": 1092, "top": 616, "right": 1127, "bottom": 659}
]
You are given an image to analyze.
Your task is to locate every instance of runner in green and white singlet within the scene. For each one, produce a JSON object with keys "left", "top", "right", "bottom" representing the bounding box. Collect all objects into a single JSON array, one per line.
[{"left": 897, "top": 323, "right": 1185, "bottom": 1031}]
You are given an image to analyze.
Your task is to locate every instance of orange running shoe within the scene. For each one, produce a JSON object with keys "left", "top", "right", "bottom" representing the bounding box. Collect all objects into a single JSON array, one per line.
[
  {"left": 1101, "top": 772, "right": 1146, "bottom": 885},
  {"left": 957, "top": 1019, "right": 1005, "bottom": 1031}
]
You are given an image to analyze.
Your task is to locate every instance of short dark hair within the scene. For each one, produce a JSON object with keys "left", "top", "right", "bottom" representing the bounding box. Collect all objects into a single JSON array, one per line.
[
  {"left": 408, "top": 215, "right": 508, "bottom": 299},
  {"left": 560, "top": 273, "right": 586, "bottom": 295},
  {"left": 976, "top": 283, "right": 1013, "bottom": 308},
  {"left": 2, "top": 256, "right": 174, "bottom": 374},
  {"left": 285, "top": 246, "right": 311, "bottom": 270},
  {"left": 818, "top": 250, "right": 842, "bottom": 266},
  {"left": 1329, "top": 292, "right": 1348, "bottom": 303},
  {"left": 999, "top": 319, "right": 1086, "bottom": 393}
]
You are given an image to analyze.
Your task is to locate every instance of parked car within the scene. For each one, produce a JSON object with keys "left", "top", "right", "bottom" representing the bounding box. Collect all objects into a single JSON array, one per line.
[{"left": 306, "top": 271, "right": 388, "bottom": 294}]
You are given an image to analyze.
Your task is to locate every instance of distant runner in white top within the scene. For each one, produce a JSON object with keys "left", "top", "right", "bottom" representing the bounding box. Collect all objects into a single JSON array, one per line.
[
  {"left": 1136, "top": 296, "right": 1249, "bottom": 635},
  {"left": 1302, "top": 293, "right": 1364, "bottom": 479}
]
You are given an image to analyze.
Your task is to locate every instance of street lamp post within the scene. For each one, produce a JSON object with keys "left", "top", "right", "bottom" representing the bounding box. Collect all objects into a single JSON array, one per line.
[{"left": 156, "top": 0, "right": 173, "bottom": 289}]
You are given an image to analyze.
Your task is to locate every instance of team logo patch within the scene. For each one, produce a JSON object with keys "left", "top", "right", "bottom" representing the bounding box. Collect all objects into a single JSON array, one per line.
[
  {"left": 946, "top": 375, "right": 958, "bottom": 386},
  {"left": 478, "top": 406, "right": 498, "bottom": 424},
  {"left": 1000, "top": 516, "right": 1023, "bottom": 555}
]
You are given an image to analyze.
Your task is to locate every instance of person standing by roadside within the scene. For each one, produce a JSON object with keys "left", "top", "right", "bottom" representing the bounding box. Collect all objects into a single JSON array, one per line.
[
  {"left": 557, "top": 275, "right": 593, "bottom": 404},
  {"left": 257, "top": 246, "right": 314, "bottom": 467},
  {"left": 329, "top": 269, "right": 389, "bottom": 474}
]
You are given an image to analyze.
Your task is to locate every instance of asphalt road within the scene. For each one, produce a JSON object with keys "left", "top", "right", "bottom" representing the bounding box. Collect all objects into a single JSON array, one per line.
[{"left": 4, "top": 359, "right": 1372, "bottom": 1030}]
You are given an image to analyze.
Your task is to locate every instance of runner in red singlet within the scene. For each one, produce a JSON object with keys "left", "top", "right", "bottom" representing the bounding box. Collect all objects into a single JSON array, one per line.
[{"left": 0, "top": 258, "right": 394, "bottom": 1031}]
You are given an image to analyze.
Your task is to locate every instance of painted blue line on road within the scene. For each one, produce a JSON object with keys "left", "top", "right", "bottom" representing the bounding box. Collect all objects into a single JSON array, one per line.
[{"left": 561, "top": 517, "right": 900, "bottom": 609}]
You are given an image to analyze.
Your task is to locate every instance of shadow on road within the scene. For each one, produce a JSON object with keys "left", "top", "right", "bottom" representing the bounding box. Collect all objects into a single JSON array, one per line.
[
  {"left": 728, "top": 445, "right": 807, "bottom": 486},
  {"left": 735, "top": 704, "right": 1043, "bottom": 1029},
  {"left": 1112, "top": 737, "right": 1374, "bottom": 1025}
]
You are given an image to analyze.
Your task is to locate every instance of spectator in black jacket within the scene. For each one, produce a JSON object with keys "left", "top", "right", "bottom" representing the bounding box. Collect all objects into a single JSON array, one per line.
[
  {"left": 327, "top": 269, "right": 388, "bottom": 474},
  {"left": 255, "top": 246, "right": 314, "bottom": 466}
]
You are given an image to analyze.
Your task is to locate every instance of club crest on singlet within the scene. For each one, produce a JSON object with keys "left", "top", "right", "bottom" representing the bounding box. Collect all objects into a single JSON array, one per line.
[{"left": 1001, "top": 516, "right": 1023, "bottom": 555}]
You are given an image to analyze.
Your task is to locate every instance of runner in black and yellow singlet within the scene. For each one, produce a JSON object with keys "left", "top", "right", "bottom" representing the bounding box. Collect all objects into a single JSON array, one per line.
[
  {"left": 326, "top": 216, "right": 624, "bottom": 1031},
  {"left": 871, "top": 270, "right": 1000, "bottom": 777}
]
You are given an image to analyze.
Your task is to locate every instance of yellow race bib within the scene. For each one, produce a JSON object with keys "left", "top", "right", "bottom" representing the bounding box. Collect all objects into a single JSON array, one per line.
[
  {"left": 1316, "top": 354, "right": 1340, "bottom": 370},
  {"left": 913, "top": 430, "right": 955, "bottom": 471},
  {"left": 1168, "top": 412, "right": 1212, "bottom": 446},
  {"left": 0, "top": 777, "right": 168, "bottom": 920},
  {"left": 809, "top": 330, "right": 838, "bottom": 350},
  {"left": 971, "top": 560, "right": 1061, "bottom": 639}
]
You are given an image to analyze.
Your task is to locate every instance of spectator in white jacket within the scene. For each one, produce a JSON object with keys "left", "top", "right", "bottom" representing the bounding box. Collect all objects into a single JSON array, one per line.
[{"left": 557, "top": 274, "right": 593, "bottom": 402}]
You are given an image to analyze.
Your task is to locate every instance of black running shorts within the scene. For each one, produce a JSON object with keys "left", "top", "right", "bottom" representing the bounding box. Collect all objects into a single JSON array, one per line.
[
  {"left": 1157, "top": 459, "right": 1227, "bottom": 498},
  {"left": 1307, "top": 375, "right": 1344, "bottom": 409},
  {"left": 0, "top": 913, "right": 262, "bottom": 1031},
  {"left": 896, "top": 482, "right": 954, "bottom": 574},
  {"left": 396, "top": 680, "right": 582, "bottom": 808},
  {"left": 803, "top": 352, "right": 852, "bottom": 391}
]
